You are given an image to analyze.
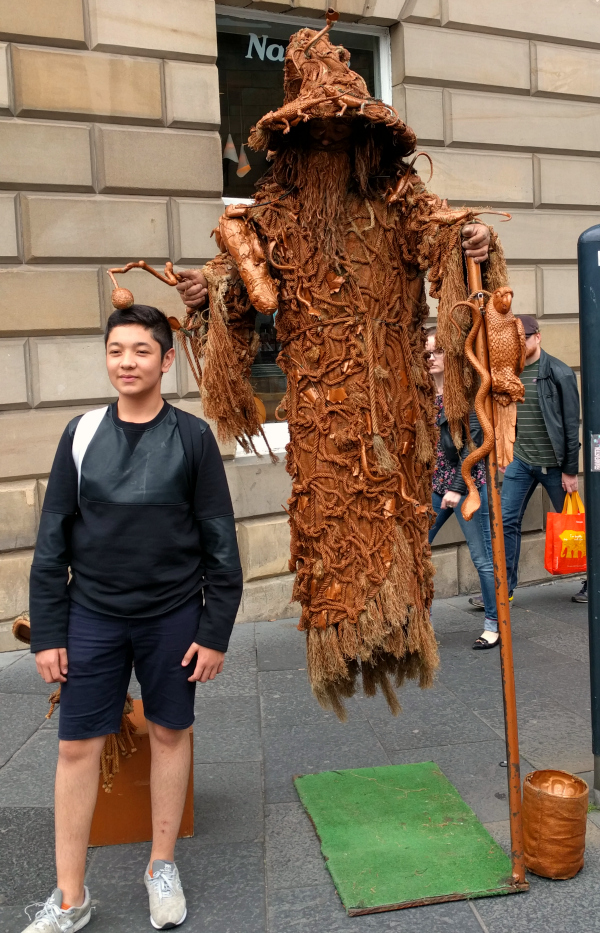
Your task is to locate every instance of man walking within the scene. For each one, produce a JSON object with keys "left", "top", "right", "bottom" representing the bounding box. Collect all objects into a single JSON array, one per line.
[
  {"left": 23, "top": 305, "right": 243, "bottom": 931},
  {"left": 471, "top": 314, "right": 579, "bottom": 607}
]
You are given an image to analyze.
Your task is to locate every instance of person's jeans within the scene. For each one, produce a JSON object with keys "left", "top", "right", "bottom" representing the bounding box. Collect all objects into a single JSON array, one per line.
[
  {"left": 430, "top": 483, "right": 498, "bottom": 632},
  {"left": 501, "top": 457, "right": 566, "bottom": 595}
]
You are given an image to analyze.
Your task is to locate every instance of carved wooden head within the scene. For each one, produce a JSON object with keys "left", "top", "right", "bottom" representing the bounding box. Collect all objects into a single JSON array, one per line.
[{"left": 492, "top": 286, "right": 514, "bottom": 314}]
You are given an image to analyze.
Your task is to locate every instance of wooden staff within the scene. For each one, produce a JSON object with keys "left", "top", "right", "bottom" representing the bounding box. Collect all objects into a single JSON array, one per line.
[{"left": 466, "top": 257, "right": 528, "bottom": 889}]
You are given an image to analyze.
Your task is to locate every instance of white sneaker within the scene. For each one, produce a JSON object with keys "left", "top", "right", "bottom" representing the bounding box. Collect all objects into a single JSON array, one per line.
[
  {"left": 21, "top": 887, "right": 91, "bottom": 932},
  {"left": 144, "top": 860, "right": 187, "bottom": 930}
]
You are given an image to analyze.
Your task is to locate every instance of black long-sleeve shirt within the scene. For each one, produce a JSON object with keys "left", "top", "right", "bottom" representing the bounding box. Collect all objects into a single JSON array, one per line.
[{"left": 29, "top": 402, "right": 243, "bottom": 654}]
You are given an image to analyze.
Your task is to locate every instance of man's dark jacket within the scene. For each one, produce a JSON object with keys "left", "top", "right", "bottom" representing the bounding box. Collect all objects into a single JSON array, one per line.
[{"left": 523, "top": 348, "right": 580, "bottom": 475}]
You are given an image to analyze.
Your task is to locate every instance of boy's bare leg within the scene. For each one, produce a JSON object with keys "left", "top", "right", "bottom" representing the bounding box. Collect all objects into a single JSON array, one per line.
[
  {"left": 55, "top": 735, "right": 106, "bottom": 906},
  {"left": 147, "top": 722, "right": 191, "bottom": 864}
]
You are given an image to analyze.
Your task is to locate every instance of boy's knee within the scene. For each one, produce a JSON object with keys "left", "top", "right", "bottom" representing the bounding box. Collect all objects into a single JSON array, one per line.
[
  {"left": 148, "top": 722, "right": 188, "bottom": 747},
  {"left": 58, "top": 736, "right": 105, "bottom": 764}
]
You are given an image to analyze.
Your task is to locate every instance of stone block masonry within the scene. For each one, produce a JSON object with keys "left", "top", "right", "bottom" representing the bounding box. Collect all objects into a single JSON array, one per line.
[
  {"left": 20, "top": 195, "right": 171, "bottom": 263},
  {"left": 87, "top": 0, "right": 218, "bottom": 62},
  {"left": 0, "top": 195, "right": 19, "bottom": 261},
  {"left": 0, "top": 267, "right": 104, "bottom": 336},
  {"left": 0, "top": 480, "right": 39, "bottom": 551},
  {"left": 11, "top": 46, "right": 164, "bottom": 124},
  {"left": 0, "top": 120, "right": 93, "bottom": 191},
  {"left": 93, "top": 126, "right": 222, "bottom": 197},
  {"left": 164, "top": 62, "right": 221, "bottom": 129},
  {"left": 0, "top": 4, "right": 227, "bottom": 645},
  {"left": 0, "top": 0, "right": 86, "bottom": 48},
  {"left": 392, "top": 23, "right": 531, "bottom": 92},
  {"left": 0, "top": 43, "right": 9, "bottom": 111}
]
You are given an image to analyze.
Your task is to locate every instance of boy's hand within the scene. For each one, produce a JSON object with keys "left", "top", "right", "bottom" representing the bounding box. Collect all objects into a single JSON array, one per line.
[
  {"left": 176, "top": 270, "right": 208, "bottom": 310},
  {"left": 182, "top": 643, "right": 225, "bottom": 682},
  {"left": 36, "top": 648, "right": 68, "bottom": 683}
]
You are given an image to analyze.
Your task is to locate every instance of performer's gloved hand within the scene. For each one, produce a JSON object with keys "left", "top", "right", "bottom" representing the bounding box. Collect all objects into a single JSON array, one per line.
[
  {"left": 461, "top": 223, "right": 490, "bottom": 264},
  {"left": 176, "top": 269, "right": 208, "bottom": 309}
]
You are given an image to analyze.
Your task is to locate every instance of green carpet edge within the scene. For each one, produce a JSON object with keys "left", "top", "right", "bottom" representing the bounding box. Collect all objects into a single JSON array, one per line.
[{"left": 294, "top": 762, "right": 519, "bottom": 913}]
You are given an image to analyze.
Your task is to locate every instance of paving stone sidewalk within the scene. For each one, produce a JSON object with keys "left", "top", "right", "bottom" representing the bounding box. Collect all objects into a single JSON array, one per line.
[{"left": 1, "top": 578, "right": 598, "bottom": 933}]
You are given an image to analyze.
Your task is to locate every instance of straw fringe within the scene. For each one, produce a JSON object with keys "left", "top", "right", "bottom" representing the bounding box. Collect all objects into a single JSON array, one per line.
[{"left": 305, "top": 527, "right": 439, "bottom": 720}]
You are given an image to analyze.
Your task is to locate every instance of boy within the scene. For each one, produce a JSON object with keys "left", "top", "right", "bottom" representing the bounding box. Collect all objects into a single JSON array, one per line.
[{"left": 24, "top": 305, "right": 243, "bottom": 932}]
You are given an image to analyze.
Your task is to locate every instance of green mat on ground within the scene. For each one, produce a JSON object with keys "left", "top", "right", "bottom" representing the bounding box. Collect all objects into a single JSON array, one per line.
[{"left": 294, "top": 762, "right": 518, "bottom": 914}]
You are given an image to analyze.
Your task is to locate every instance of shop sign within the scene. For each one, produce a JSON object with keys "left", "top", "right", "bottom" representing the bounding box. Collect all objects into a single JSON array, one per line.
[{"left": 246, "top": 33, "right": 286, "bottom": 62}]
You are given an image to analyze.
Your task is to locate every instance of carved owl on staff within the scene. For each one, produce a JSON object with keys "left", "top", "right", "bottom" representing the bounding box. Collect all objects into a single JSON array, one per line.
[
  {"left": 438, "top": 283, "right": 526, "bottom": 522},
  {"left": 487, "top": 286, "right": 526, "bottom": 470}
]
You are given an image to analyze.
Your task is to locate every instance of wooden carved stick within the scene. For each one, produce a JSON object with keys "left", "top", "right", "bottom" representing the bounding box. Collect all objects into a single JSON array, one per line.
[
  {"left": 106, "top": 261, "right": 182, "bottom": 309},
  {"left": 464, "top": 257, "right": 527, "bottom": 889}
]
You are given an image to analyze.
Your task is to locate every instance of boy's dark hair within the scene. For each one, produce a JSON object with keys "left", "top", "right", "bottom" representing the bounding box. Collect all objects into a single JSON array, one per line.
[{"left": 105, "top": 305, "right": 174, "bottom": 358}]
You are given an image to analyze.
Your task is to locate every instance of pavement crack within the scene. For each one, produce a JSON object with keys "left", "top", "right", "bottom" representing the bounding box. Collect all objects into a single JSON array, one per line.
[
  {"left": 469, "top": 899, "right": 491, "bottom": 933},
  {"left": 0, "top": 713, "right": 52, "bottom": 773}
]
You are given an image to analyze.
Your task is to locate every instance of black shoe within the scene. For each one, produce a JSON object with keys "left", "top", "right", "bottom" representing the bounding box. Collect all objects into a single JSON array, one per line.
[
  {"left": 572, "top": 581, "right": 588, "bottom": 604},
  {"left": 473, "top": 632, "right": 500, "bottom": 650}
]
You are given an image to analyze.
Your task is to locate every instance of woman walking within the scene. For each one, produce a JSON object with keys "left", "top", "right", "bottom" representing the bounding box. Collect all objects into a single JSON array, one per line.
[{"left": 426, "top": 328, "right": 499, "bottom": 649}]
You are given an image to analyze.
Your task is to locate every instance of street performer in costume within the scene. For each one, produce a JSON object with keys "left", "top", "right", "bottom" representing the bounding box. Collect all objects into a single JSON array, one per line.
[{"left": 176, "top": 11, "right": 507, "bottom": 719}]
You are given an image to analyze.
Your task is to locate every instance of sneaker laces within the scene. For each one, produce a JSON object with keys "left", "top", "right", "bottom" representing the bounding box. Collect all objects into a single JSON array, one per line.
[
  {"left": 24, "top": 899, "right": 73, "bottom": 932},
  {"left": 149, "top": 865, "right": 178, "bottom": 903}
]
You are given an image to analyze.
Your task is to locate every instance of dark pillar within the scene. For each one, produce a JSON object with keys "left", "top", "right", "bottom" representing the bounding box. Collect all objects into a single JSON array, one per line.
[{"left": 578, "top": 224, "right": 600, "bottom": 803}]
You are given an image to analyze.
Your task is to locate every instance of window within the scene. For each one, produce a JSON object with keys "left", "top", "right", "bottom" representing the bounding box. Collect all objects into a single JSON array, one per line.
[{"left": 215, "top": 6, "right": 391, "bottom": 452}]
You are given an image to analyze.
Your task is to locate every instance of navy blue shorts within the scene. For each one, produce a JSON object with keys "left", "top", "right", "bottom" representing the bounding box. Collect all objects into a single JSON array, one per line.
[{"left": 58, "top": 594, "right": 202, "bottom": 740}]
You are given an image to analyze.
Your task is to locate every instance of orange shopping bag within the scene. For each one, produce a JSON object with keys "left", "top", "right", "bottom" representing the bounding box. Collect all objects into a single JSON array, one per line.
[{"left": 544, "top": 492, "right": 586, "bottom": 576}]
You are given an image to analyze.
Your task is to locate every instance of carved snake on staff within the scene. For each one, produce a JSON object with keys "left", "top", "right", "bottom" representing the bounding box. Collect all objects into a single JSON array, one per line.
[
  {"left": 448, "top": 285, "right": 525, "bottom": 522},
  {"left": 448, "top": 297, "right": 495, "bottom": 521}
]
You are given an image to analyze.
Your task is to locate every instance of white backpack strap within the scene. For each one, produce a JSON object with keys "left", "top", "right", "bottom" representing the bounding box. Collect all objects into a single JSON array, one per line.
[{"left": 72, "top": 407, "right": 108, "bottom": 500}]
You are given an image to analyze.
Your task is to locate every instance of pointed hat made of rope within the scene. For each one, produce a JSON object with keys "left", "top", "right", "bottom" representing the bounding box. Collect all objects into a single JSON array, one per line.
[{"left": 248, "top": 8, "right": 416, "bottom": 156}]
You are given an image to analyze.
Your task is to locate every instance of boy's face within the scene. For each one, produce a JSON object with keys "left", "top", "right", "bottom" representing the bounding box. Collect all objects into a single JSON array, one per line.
[{"left": 106, "top": 324, "right": 175, "bottom": 397}]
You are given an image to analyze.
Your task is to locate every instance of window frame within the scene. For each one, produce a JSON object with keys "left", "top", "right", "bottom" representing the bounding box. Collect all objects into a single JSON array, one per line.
[{"left": 215, "top": 5, "right": 393, "bottom": 105}]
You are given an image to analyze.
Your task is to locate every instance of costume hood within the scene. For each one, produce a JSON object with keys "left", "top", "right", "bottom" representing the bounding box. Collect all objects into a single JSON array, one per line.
[{"left": 248, "top": 8, "right": 416, "bottom": 156}]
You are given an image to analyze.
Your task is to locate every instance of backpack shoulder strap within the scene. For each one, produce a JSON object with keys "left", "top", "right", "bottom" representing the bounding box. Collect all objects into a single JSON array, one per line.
[
  {"left": 174, "top": 407, "right": 208, "bottom": 506},
  {"left": 72, "top": 406, "right": 109, "bottom": 500}
]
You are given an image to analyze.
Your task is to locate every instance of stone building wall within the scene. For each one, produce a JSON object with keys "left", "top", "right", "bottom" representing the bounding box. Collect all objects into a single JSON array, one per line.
[
  {"left": 0, "top": 0, "right": 225, "bottom": 648},
  {"left": 0, "top": 0, "right": 591, "bottom": 646}
]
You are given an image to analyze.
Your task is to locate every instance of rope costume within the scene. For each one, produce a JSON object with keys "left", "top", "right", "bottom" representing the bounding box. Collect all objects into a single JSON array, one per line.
[{"left": 173, "top": 13, "right": 510, "bottom": 719}]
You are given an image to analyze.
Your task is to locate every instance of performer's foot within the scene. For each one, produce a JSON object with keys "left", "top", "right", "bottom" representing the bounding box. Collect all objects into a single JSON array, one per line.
[
  {"left": 472, "top": 631, "right": 499, "bottom": 650},
  {"left": 21, "top": 887, "right": 91, "bottom": 932},
  {"left": 145, "top": 860, "right": 187, "bottom": 929},
  {"left": 571, "top": 580, "right": 588, "bottom": 603}
]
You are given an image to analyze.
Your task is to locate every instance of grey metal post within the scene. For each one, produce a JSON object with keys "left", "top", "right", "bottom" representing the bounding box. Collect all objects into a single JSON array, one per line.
[{"left": 578, "top": 224, "right": 600, "bottom": 804}]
